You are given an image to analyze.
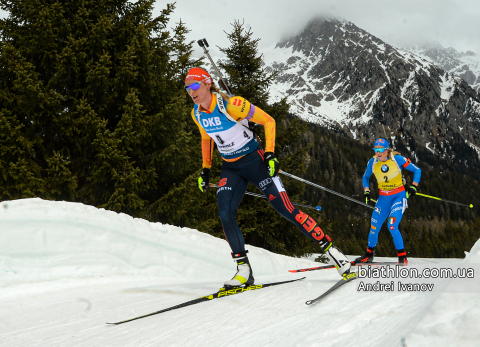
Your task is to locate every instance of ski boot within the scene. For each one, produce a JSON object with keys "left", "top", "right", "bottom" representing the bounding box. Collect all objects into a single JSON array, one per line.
[
  {"left": 223, "top": 251, "right": 254, "bottom": 289},
  {"left": 354, "top": 246, "right": 375, "bottom": 264},
  {"left": 397, "top": 249, "right": 408, "bottom": 265},
  {"left": 319, "top": 235, "right": 352, "bottom": 276}
]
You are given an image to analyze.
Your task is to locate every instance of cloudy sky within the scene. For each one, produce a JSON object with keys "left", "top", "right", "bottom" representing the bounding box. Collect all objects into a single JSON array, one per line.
[
  {"left": 1, "top": 1, "right": 479, "bottom": 56},
  {"left": 162, "top": 0, "right": 480, "bottom": 58}
]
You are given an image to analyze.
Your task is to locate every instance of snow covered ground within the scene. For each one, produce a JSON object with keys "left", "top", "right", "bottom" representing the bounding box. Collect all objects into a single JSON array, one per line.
[{"left": 1, "top": 198, "right": 479, "bottom": 347}]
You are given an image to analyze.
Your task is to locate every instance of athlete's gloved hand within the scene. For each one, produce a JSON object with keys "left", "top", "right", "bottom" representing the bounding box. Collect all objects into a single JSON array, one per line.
[
  {"left": 407, "top": 185, "right": 417, "bottom": 198},
  {"left": 198, "top": 168, "right": 210, "bottom": 192},
  {"left": 364, "top": 190, "right": 371, "bottom": 204},
  {"left": 264, "top": 152, "right": 280, "bottom": 177}
]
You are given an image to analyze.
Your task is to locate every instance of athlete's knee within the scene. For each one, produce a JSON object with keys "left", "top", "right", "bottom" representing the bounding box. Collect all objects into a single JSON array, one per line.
[
  {"left": 387, "top": 216, "right": 401, "bottom": 234},
  {"left": 388, "top": 225, "right": 402, "bottom": 236},
  {"left": 218, "top": 206, "right": 236, "bottom": 224}
]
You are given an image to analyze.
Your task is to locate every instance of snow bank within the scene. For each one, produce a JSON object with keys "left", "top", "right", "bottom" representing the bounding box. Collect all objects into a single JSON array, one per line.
[{"left": 0, "top": 198, "right": 315, "bottom": 286}]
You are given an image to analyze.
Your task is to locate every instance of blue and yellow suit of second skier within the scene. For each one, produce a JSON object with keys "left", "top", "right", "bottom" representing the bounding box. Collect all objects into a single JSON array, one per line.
[{"left": 362, "top": 155, "right": 421, "bottom": 249}]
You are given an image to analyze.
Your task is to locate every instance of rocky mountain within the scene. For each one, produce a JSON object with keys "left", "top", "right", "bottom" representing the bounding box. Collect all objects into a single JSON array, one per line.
[
  {"left": 400, "top": 43, "right": 480, "bottom": 93},
  {"left": 262, "top": 17, "right": 480, "bottom": 163}
]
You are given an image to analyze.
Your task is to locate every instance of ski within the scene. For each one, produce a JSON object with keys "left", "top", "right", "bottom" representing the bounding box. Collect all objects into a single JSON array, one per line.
[
  {"left": 107, "top": 277, "right": 306, "bottom": 325},
  {"left": 305, "top": 272, "right": 357, "bottom": 305},
  {"left": 288, "top": 261, "right": 397, "bottom": 273}
]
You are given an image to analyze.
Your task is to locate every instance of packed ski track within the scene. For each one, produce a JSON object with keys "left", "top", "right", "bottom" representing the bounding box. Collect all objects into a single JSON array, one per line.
[{"left": 1, "top": 199, "right": 479, "bottom": 346}]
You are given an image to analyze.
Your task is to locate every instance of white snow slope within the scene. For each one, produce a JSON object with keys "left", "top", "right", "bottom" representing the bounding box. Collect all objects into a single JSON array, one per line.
[{"left": 1, "top": 198, "right": 480, "bottom": 347}]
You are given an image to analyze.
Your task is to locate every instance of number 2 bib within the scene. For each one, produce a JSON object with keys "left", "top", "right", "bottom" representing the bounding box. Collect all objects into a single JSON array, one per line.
[{"left": 373, "top": 158, "right": 403, "bottom": 191}]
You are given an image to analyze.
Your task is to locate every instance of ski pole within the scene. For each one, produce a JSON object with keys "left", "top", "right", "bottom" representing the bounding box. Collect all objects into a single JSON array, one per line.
[
  {"left": 209, "top": 183, "right": 321, "bottom": 211},
  {"left": 415, "top": 193, "right": 473, "bottom": 208},
  {"left": 197, "top": 38, "right": 233, "bottom": 96},
  {"left": 279, "top": 171, "right": 380, "bottom": 213},
  {"left": 372, "top": 194, "right": 473, "bottom": 209}
]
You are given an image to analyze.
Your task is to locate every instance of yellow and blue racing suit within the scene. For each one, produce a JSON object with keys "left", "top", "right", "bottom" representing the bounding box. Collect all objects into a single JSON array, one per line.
[{"left": 362, "top": 155, "right": 421, "bottom": 250}]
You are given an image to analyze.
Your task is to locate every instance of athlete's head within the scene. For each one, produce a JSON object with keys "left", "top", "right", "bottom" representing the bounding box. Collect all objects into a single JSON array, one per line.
[
  {"left": 184, "top": 67, "right": 230, "bottom": 106},
  {"left": 185, "top": 67, "right": 213, "bottom": 105},
  {"left": 373, "top": 137, "right": 390, "bottom": 149},
  {"left": 373, "top": 137, "right": 390, "bottom": 161}
]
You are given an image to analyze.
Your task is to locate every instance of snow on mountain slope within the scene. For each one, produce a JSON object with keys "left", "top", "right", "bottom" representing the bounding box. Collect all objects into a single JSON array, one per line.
[
  {"left": 402, "top": 44, "right": 480, "bottom": 93},
  {"left": 1, "top": 198, "right": 479, "bottom": 346}
]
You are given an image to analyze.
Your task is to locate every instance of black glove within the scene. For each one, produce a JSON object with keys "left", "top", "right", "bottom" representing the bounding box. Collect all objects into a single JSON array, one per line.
[
  {"left": 364, "top": 190, "right": 371, "bottom": 204},
  {"left": 407, "top": 185, "right": 417, "bottom": 198},
  {"left": 198, "top": 168, "right": 210, "bottom": 192},
  {"left": 264, "top": 152, "right": 280, "bottom": 177}
]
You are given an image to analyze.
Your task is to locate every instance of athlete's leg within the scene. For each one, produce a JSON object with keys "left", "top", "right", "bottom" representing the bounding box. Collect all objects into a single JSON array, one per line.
[
  {"left": 239, "top": 149, "right": 351, "bottom": 275},
  {"left": 216, "top": 165, "right": 256, "bottom": 288},
  {"left": 386, "top": 192, "right": 408, "bottom": 250},
  {"left": 367, "top": 195, "right": 391, "bottom": 248},
  {"left": 356, "top": 195, "right": 393, "bottom": 263},
  {"left": 216, "top": 163, "right": 249, "bottom": 255}
]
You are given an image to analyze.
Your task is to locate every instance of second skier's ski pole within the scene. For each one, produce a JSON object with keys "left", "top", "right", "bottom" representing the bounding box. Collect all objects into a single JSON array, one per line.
[
  {"left": 415, "top": 193, "right": 473, "bottom": 208},
  {"left": 279, "top": 171, "right": 380, "bottom": 213},
  {"left": 371, "top": 194, "right": 472, "bottom": 209}
]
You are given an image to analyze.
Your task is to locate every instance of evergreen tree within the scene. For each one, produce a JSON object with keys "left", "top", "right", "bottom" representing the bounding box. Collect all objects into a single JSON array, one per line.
[
  {"left": 218, "top": 20, "right": 273, "bottom": 107},
  {"left": 0, "top": 108, "right": 47, "bottom": 199},
  {"left": 87, "top": 90, "right": 153, "bottom": 213},
  {"left": 0, "top": 1, "right": 198, "bottom": 215}
]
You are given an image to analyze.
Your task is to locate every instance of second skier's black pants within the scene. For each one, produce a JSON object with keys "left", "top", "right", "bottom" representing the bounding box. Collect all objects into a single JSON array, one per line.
[{"left": 216, "top": 149, "right": 325, "bottom": 254}]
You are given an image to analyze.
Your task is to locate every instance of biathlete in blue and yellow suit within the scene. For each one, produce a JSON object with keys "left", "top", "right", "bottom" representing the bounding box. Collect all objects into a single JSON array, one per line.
[
  {"left": 356, "top": 137, "right": 421, "bottom": 265},
  {"left": 185, "top": 67, "right": 352, "bottom": 288}
]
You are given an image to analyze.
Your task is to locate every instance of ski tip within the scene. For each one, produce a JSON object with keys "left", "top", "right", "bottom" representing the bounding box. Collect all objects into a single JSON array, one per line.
[
  {"left": 305, "top": 300, "right": 313, "bottom": 305},
  {"left": 288, "top": 270, "right": 298, "bottom": 273},
  {"left": 107, "top": 320, "right": 128, "bottom": 325}
]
